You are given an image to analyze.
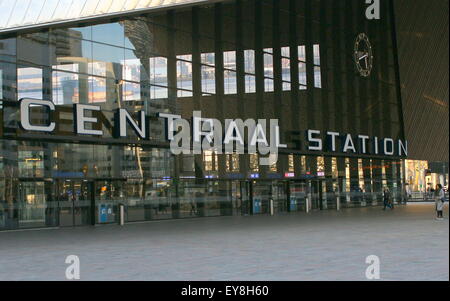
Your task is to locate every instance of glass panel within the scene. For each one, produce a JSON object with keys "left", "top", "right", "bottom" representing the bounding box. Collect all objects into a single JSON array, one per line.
[
  {"left": 92, "top": 43, "right": 124, "bottom": 79},
  {"left": 178, "top": 180, "right": 205, "bottom": 218},
  {"left": 272, "top": 182, "right": 287, "bottom": 213},
  {"left": 253, "top": 182, "right": 270, "bottom": 214},
  {"left": 244, "top": 49, "right": 255, "bottom": 74},
  {"left": 17, "top": 67, "right": 43, "bottom": 100},
  {"left": 264, "top": 78, "right": 274, "bottom": 92},
  {"left": 290, "top": 182, "right": 307, "bottom": 212},
  {"left": 281, "top": 46, "right": 290, "bottom": 58},
  {"left": 89, "top": 76, "right": 106, "bottom": 103},
  {"left": 18, "top": 182, "right": 46, "bottom": 228},
  {"left": 201, "top": 52, "right": 215, "bottom": 66},
  {"left": 176, "top": 55, "right": 193, "bottom": 97},
  {"left": 149, "top": 56, "right": 168, "bottom": 87},
  {"left": 52, "top": 70, "right": 79, "bottom": 105},
  {"left": 17, "top": 32, "right": 50, "bottom": 66},
  {"left": 223, "top": 51, "right": 236, "bottom": 71},
  {"left": 314, "top": 66, "right": 322, "bottom": 88},
  {"left": 141, "top": 179, "right": 174, "bottom": 220},
  {"left": 150, "top": 85, "right": 168, "bottom": 99},
  {"left": 0, "top": 37, "right": 16, "bottom": 62},
  {"left": 201, "top": 52, "right": 215, "bottom": 95},
  {"left": 0, "top": 61, "right": 17, "bottom": 101},
  {"left": 201, "top": 65, "right": 215, "bottom": 95},
  {"left": 92, "top": 22, "right": 125, "bottom": 47},
  {"left": 299, "top": 62, "right": 307, "bottom": 88},
  {"left": 263, "top": 52, "right": 274, "bottom": 78},
  {"left": 123, "top": 51, "right": 141, "bottom": 82},
  {"left": 313, "top": 44, "right": 321, "bottom": 65},
  {"left": 298, "top": 45, "right": 306, "bottom": 62},
  {"left": 50, "top": 34, "right": 92, "bottom": 72},
  {"left": 245, "top": 75, "right": 255, "bottom": 93},
  {"left": 224, "top": 70, "right": 237, "bottom": 95},
  {"left": 281, "top": 57, "right": 291, "bottom": 82},
  {"left": 123, "top": 81, "right": 140, "bottom": 101}
]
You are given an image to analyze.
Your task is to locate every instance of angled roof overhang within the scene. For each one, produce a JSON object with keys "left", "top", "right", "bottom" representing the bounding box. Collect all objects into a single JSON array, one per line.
[{"left": 0, "top": 0, "right": 213, "bottom": 34}]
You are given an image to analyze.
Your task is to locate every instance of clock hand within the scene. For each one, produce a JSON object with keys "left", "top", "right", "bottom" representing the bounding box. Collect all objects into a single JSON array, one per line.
[{"left": 359, "top": 53, "right": 368, "bottom": 60}]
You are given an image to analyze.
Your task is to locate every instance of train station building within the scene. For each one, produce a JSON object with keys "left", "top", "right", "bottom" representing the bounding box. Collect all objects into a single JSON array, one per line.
[{"left": 0, "top": 0, "right": 407, "bottom": 230}]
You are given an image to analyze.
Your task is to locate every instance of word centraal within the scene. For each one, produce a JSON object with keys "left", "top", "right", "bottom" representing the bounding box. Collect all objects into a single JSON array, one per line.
[{"left": 19, "top": 99, "right": 408, "bottom": 164}]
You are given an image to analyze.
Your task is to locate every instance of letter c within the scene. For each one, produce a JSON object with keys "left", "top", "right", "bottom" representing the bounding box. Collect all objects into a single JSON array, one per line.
[{"left": 20, "top": 98, "right": 55, "bottom": 132}]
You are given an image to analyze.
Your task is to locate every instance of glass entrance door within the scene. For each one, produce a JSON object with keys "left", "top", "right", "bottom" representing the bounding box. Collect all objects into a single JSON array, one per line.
[
  {"left": 18, "top": 181, "right": 47, "bottom": 228},
  {"left": 310, "top": 180, "right": 324, "bottom": 210},
  {"left": 289, "top": 181, "right": 307, "bottom": 212},
  {"left": 310, "top": 179, "right": 338, "bottom": 210},
  {"left": 272, "top": 181, "right": 287, "bottom": 214},
  {"left": 57, "top": 180, "right": 93, "bottom": 227},
  {"left": 252, "top": 181, "right": 270, "bottom": 214},
  {"left": 230, "top": 180, "right": 251, "bottom": 216}
]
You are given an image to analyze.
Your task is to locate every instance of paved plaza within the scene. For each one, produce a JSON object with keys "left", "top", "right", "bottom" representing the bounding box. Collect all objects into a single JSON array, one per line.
[{"left": 0, "top": 203, "right": 448, "bottom": 281}]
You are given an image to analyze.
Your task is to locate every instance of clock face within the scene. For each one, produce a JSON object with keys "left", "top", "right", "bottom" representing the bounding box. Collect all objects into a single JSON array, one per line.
[{"left": 354, "top": 33, "right": 373, "bottom": 77}]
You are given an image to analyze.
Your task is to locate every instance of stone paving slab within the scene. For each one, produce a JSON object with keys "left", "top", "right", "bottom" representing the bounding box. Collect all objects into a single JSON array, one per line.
[{"left": 0, "top": 204, "right": 448, "bottom": 281}]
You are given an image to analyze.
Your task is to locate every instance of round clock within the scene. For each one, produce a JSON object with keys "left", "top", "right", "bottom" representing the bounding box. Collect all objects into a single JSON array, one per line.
[{"left": 354, "top": 33, "right": 373, "bottom": 77}]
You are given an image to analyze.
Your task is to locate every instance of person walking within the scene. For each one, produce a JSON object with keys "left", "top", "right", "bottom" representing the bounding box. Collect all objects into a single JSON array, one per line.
[
  {"left": 435, "top": 184, "right": 445, "bottom": 220},
  {"left": 383, "top": 187, "right": 392, "bottom": 210}
]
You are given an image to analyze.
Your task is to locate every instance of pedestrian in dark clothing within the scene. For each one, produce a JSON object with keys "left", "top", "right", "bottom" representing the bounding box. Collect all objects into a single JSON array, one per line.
[
  {"left": 434, "top": 184, "right": 445, "bottom": 220},
  {"left": 383, "top": 187, "right": 392, "bottom": 210}
]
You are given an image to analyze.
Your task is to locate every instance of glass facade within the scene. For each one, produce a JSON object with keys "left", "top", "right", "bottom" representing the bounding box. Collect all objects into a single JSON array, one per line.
[{"left": 0, "top": 0, "right": 406, "bottom": 231}]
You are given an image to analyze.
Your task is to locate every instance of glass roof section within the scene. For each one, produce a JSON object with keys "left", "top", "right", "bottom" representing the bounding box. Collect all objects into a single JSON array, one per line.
[{"left": 0, "top": 0, "right": 209, "bottom": 32}]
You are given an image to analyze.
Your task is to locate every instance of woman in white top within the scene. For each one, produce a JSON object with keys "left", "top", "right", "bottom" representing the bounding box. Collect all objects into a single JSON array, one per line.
[{"left": 434, "top": 184, "right": 445, "bottom": 220}]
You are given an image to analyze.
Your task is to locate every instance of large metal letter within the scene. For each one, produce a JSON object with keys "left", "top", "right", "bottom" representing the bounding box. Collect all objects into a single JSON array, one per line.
[
  {"left": 20, "top": 98, "right": 55, "bottom": 132},
  {"left": 118, "top": 109, "right": 146, "bottom": 138},
  {"left": 74, "top": 104, "right": 103, "bottom": 136}
]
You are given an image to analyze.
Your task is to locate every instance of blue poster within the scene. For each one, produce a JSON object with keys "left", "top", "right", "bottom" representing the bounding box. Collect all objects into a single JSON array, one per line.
[
  {"left": 290, "top": 198, "right": 297, "bottom": 211},
  {"left": 253, "top": 199, "right": 261, "bottom": 214},
  {"left": 99, "top": 204, "right": 108, "bottom": 223}
]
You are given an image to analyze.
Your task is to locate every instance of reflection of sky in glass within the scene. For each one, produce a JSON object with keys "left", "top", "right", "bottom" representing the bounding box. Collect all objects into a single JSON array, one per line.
[
  {"left": 313, "top": 44, "right": 321, "bottom": 66},
  {"left": 150, "top": 57, "right": 168, "bottom": 87},
  {"left": 224, "top": 51, "right": 236, "bottom": 70},
  {"left": 17, "top": 67, "right": 42, "bottom": 100},
  {"left": 123, "top": 81, "right": 140, "bottom": 101},
  {"left": 245, "top": 75, "right": 256, "bottom": 94},
  {"left": 89, "top": 76, "right": 106, "bottom": 103},
  {"left": 176, "top": 56, "right": 193, "bottom": 96},
  {"left": 224, "top": 70, "right": 237, "bottom": 95},
  {"left": 52, "top": 70, "right": 79, "bottom": 105},
  {"left": 298, "top": 46, "right": 306, "bottom": 62}
]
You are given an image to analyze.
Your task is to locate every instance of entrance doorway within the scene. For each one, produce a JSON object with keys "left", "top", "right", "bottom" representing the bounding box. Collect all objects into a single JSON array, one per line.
[
  {"left": 310, "top": 179, "right": 339, "bottom": 210},
  {"left": 288, "top": 181, "right": 307, "bottom": 212},
  {"left": 230, "top": 180, "right": 251, "bottom": 216},
  {"left": 56, "top": 180, "right": 94, "bottom": 227}
]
